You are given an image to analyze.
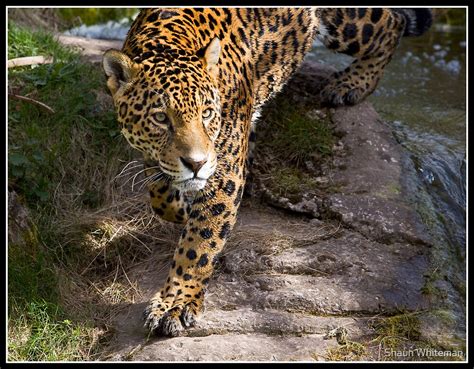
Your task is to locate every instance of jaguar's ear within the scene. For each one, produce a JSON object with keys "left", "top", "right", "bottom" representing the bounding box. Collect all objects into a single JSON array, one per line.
[
  {"left": 203, "top": 37, "right": 221, "bottom": 78},
  {"left": 102, "top": 49, "right": 139, "bottom": 98}
]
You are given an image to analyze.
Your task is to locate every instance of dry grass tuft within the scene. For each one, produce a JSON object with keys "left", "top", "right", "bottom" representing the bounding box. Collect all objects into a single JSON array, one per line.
[
  {"left": 40, "top": 154, "right": 181, "bottom": 358},
  {"left": 53, "top": 177, "right": 180, "bottom": 313}
]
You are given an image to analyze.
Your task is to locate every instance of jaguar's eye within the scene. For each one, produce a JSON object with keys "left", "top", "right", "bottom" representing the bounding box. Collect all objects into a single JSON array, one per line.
[
  {"left": 202, "top": 108, "right": 214, "bottom": 121},
  {"left": 153, "top": 112, "right": 168, "bottom": 124}
]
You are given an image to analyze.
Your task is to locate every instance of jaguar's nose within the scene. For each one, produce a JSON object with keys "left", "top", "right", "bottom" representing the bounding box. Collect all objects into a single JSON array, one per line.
[{"left": 180, "top": 156, "right": 207, "bottom": 176}]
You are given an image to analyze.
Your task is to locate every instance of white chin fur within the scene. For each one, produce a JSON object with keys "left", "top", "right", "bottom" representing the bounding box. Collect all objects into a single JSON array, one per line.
[{"left": 172, "top": 178, "right": 207, "bottom": 193}]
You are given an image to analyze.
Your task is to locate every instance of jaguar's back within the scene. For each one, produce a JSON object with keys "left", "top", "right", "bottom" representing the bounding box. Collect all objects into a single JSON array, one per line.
[{"left": 121, "top": 8, "right": 318, "bottom": 115}]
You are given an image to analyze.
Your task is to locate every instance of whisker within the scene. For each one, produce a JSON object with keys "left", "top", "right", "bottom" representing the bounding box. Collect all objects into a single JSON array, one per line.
[
  {"left": 121, "top": 160, "right": 141, "bottom": 171},
  {"left": 138, "top": 172, "right": 166, "bottom": 191},
  {"left": 113, "top": 163, "right": 157, "bottom": 190},
  {"left": 119, "top": 160, "right": 143, "bottom": 173},
  {"left": 131, "top": 165, "right": 168, "bottom": 192},
  {"left": 114, "top": 164, "right": 145, "bottom": 181},
  {"left": 112, "top": 160, "right": 144, "bottom": 183},
  {"left": 127, "top": 165, "right": 162, "bottom": 188}
]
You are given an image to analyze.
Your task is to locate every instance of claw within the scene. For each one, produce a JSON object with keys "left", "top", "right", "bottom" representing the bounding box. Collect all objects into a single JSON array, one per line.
[
  {"left": 161, "top": 315, "right": 183, "bottom": 337},
  {"left": 142, "top": 294, "right": 202, "bottom": 336},
  {"left": 144, "top": 311, "right": 161, "bottom": 333},
  {"left": 143, "top": 306, "right": 151, "bottom": 320},
  {"left": 150, "top": 317, "right": 162, "bottom": 333},
  {"left": 180, "top": 306, "right": 197, "bottom": 328}
]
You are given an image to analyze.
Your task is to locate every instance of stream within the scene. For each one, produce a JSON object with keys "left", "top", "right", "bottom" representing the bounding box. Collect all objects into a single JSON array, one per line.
[{"left": 308, "top": 26, "right": 466, "bottom": 253}]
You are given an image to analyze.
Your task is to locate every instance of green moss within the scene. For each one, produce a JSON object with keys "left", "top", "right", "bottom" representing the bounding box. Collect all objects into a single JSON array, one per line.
[
  {"left": 420, "top": 266, "right": 447, "bottom": 298},
  {"left": 430, "top": 309, "right": 456, "bottom": 325},
  {"left": 370, "top": 312, "right": 427, "bottom": 360},
  {"left": 324, "top": 341, "right": 367, "bottom": 361},
  {"left": 388, "top": 183, "right": 401, "bottom": 194},
  {"left": 374, "top": 313, "right": 422, "bottom": 343},
  {"left": 374, "top": 182, "right": 401, "bottom": 200}
]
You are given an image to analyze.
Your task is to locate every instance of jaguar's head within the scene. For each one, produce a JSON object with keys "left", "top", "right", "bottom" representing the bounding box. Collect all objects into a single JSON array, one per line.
[{"left": 103, "top": 38, "right": 222, "bottom": 193}]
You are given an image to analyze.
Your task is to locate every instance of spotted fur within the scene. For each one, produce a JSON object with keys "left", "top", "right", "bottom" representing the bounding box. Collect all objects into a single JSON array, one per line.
[{"left": 103, "top": 7, "right": 432, "bottom": 336}]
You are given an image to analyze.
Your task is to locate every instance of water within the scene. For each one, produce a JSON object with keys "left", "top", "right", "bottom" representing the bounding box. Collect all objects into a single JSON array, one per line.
[
  {"left": 309, "top": 28, "right": 466, "bottom": 251},
  {"left": 70, "top": 20, "right": 467, "bottom": 251},
  {"left": 63, "top": 17, "right": 134, "bottom": 40}
]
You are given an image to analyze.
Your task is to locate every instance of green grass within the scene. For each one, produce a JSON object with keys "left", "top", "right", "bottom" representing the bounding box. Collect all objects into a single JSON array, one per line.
[
  {"left": 8, "top": 225, "right": 98, "bottom": 361},
  {"left": 9, "top": 296, "right": 92, "bottom": 361},
  {"left": 8, "top": 23, "right": 134, "bottom": 361},
  {"left": 267, "top": 167, "right": 318, "bottom": 199},
  {"left": 8, "top": 23, "right": 74, "bottom": 60},
  {"left": 57, "top": 8, "right": 138, "bottom": 26},
  {"left": 255, "top": 96, "right": 335, "bottom": 202},
  {"left": 259, "top": 98, "right": 335, "bottom": 166},
  {"left": 8, "top": 22, "right": 121, "bottom": 207}
]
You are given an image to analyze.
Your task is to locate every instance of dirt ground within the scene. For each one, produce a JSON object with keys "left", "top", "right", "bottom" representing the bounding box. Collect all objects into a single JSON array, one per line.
[{"left": 44, "top": 34, "right": 465, "bottom": 362}]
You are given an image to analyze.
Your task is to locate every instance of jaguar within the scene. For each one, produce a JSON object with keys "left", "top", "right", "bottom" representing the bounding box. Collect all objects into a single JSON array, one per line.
[{"left": 102, "top": 7, "right": 432, "bottom": 336}]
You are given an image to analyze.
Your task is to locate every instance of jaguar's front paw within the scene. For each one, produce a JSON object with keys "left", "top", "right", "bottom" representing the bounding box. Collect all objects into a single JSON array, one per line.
[{"left": 143, "top": 293, "right": 202, "bottom": 337}]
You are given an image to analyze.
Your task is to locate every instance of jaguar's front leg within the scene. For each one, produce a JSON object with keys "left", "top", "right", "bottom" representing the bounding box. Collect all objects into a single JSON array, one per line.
[{"left": 143, "top": 173, "right": 244, "bottom": 336}]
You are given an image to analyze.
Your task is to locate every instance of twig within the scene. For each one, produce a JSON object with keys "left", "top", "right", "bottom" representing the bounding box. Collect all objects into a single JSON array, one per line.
[
  {"left": 8, "top": 93, "right": 55, "bottom": 114},
  {"left": 8, "top": 56, "right": 53, "bottom": 68}
]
